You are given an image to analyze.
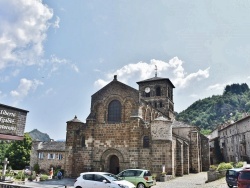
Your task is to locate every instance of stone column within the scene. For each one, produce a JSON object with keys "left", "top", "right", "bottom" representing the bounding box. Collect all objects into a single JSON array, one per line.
[
  {"left": 190, "top": 131, "right": 200, "bottom": 173},
  {"left": 183, "top": 141, "right": 189, "bottom": 174},
  {"left": 176, "top": 139, "right": 183, "bottom": 176}
]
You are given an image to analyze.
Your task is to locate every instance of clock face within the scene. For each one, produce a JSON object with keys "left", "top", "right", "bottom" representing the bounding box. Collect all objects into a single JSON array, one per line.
[{"left": 145, "top": 87, "right": 150, "bottom": 93}]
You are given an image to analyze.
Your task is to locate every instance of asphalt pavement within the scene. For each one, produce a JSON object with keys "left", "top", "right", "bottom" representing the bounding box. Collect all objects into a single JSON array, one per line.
[{"left": 13, "top": 172, "right": 228, "bottom": 188}]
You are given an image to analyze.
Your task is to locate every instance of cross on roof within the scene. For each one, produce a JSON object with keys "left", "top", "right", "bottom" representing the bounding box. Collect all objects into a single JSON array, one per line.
[{"left": 155, "top": 65, "right": 157, "bottom": 77}]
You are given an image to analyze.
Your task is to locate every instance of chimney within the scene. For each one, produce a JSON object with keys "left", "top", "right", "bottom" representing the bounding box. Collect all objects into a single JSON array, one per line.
[{"left": 114, "top": 75, "right": 117, "bottom": 81}]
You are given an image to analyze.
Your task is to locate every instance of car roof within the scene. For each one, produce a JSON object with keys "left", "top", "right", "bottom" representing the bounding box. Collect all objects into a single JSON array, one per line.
[
  {"left": 228, "top": 168, "right": 243, "bottom": 172},
  {"left": 241, "top": 168, "right": 250, "bottom": 172},
  {"left": 80, "top": 172, "right": 111, "bottom": 175},
  {"left": 121, "top": 169, "right": 150, "bottom": 171}
]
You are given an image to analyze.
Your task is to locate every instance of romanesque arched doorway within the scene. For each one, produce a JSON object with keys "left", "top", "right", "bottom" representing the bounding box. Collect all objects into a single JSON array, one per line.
[{"left": 109, "top": 155, "right": 119, "bottom": 174}]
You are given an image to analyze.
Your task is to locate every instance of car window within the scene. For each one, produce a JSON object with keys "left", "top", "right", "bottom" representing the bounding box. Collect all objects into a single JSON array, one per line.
[
  {"left": 134, "top": 170, "right": 143, "bottom": 176},
  {"left": 144, "top": 170, "right": 152, "bottom": 176},
  {"left": 94, "top": 174, "right": 106, "bottom": 182},
  {"left": 123, "top": 170, "right": 135, "bottom": 177},
  {"left": 83, "top": 174, "right": 94, "bottom": 181},
  {"left": 240, "top": 171, "right": 250, "bottom": 180}
]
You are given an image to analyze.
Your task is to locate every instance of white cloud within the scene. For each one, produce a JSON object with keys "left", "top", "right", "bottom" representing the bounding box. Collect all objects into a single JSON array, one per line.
[
  {"left": 46, "top": 55, "right": 79, "bottom": 76},
  {"left": 45, "top": 88, "right": 54, "bottom": 95},
  {"left": 0, "top": 0, "right": 54, "bottom": 69},
  {"left": 94, "top": 57, "right": 210, "bottom": 89},
  {"left": 189, "top": 94, "right": 199, "bottom": 98},
  {"left": 206, "top": 83, "right": 230, "bottom": 92},
  {"left": 10, "top": 78, "right": 43, "bottom": 102},
  {"left": 0, "top": 69, "right": 20, "bottom": 82},
  {"left": 71, "top": 64, "right": 79, "bottom": 73},
  {"left": 52, "top": 16, "right": 60, "bottom": 29},
  {"left": 94, "top": 79, "right": 109, "bottom": 88}
]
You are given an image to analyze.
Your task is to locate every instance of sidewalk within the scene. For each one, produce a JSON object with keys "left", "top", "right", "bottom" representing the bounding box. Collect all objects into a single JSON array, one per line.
[{"left": 154, "top": 172, "right": 227, "bottom": 188}]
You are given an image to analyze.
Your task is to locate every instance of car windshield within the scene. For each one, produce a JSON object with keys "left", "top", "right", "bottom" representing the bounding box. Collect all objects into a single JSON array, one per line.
[
  {"left": 227, "top": 170, "right": 236, "bottom": 176},
  {"left": 103, "top": 173, "right": 120, "bottom": 181}
]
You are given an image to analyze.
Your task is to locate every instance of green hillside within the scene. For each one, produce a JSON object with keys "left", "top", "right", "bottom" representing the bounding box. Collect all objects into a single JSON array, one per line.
[{"left": 176, "top": 83, "right": 250, "bottom": 132}]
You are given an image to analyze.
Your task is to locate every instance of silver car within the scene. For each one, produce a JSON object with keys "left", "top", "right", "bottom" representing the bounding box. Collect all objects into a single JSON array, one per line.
[{"left": 74, "top": 172, "right": 136, "bottom": 188}]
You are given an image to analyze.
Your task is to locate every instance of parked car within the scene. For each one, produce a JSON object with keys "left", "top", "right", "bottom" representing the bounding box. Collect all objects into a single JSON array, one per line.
[
  {"left": 226, "top": 168, "right": 243, "bottom": 188},
  {"left": 74, "top": 172, "right": 135, "bottom": 188},
  {"left": 117, "top": 169, "right": 155, "bottom": 188},
  {"left": 237, "top": 168, "right": 250, "bottom": 188}
]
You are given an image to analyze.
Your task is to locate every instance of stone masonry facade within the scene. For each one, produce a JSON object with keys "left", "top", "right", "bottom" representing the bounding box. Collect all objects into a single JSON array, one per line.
[
  {"left": 29, "top": 75, "right": 210, "bottom": 179},
  {"left": 63, "top": 75, "right": 210, "bottom": 180}
]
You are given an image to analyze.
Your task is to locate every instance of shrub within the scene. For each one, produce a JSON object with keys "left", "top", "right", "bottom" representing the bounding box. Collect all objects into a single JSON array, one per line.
[
  {"left": 33, "top": 163, "right": 40, "bottom": 174},
  {"left": 235, "top": 161, "right": 244, "bottom": 168},
  {"left": 14, "top": 171, "right": 25, "bottom": 180},
  {"left": 209, "top": 165, "right": 217, "bottom": 171},
  {"left": 217, "top": 162, "right": 233, "bottom": 171},
  {"left": 40, "top": 174, "right": 48, "bottom": 181},
  {"left": 28, "top": 171, "right": 36, "bottom": 181}
]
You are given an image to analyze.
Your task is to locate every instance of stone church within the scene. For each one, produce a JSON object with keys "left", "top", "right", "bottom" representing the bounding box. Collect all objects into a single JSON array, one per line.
[{"left": 64, "top": 75, "right": 209, "bottom": 179}]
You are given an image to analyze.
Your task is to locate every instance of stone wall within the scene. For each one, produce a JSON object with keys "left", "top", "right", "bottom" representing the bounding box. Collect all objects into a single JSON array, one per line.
[
  {"left": 30, "top": 141, "right": 65, "bottom": 173},
  {"left": 176, "top": 139, "right": 183, "bottom": 176},
  {"left": 0, "top": 183, "right": 34, "bottom": 188},
  {"left": 201, "top": 134, "right": 210, "bottom": 171},
  {"left": 190, "top": 131, "right": 200, "bottom": 173}
]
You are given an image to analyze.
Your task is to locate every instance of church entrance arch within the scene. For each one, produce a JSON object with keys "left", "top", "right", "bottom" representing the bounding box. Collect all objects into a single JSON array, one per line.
[
  {"left": 109, "top": 155, "right": 119, "bottom": 174},
  {"left": 101, "top": 148, "right": 124, "bottom": 175}
]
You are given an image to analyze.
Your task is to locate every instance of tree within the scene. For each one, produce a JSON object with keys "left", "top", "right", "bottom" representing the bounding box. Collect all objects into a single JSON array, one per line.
[
  {"left": 0, "top": 140, "right": 11, "bottom": 168},
  {"left": 176, "top": 83, "right": 250, "bottom": 130},
  {"left": 5, "top": 133, "right": 32, "bottom": 170}
]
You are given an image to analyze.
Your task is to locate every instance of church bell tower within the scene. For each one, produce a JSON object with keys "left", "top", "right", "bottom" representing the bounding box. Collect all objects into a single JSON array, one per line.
[{"left": 136, "top": 69, "right": 175, "bottom": 120}]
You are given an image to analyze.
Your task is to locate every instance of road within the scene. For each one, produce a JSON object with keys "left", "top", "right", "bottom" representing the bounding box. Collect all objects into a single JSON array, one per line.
[
  {"left": 154, "top": 172, "right": 228, "bottom": 188},
  {"left": 19, "top": 172, "right": 228, "bottom": 188}
]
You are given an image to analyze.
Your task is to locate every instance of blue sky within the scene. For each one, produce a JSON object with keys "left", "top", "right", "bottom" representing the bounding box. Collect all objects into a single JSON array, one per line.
[{"left": 1, "top": 0, "right": 250, "bottom": 140}]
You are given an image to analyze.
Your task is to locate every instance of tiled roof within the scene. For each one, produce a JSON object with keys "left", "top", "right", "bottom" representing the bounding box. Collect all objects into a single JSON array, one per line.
[
  {"left": 172, "top": 120, "right": 195, "bottom": 128},
  {"left": 154, "top": 116, "right": 171, "bottom": 121},
  {"left": 136, "top": 76, "right": 175, "bottom": 88},
  {"left": 37, "top": 141, "right": 65, "bottom": 151},
  {"left": 67, "top": 115, "right": 84, "bottom": 123}
]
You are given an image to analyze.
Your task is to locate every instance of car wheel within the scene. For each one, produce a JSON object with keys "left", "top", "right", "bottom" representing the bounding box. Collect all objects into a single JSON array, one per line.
[
  {"left": 75, "top": 186, "right": 82, "bottom": 188},
  {"left": 137, "top": 183, "right": 145, "bottom": 188},
  {"left": 227, "top": 183, "right": 233, "bottom": 188}
]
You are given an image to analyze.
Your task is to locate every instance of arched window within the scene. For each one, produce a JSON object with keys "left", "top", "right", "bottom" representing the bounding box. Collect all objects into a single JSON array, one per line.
[
  {"left": 156, "top": 86, "right": 161, "bottom": 96},
  {"left": 145, "top": 92, "right": 150, "bottom": 97},
  {"left": 143, "top": 136, "right": 150, "bottom": 148},
  {"left": 82, "top": 136, "right": 86, "bottom": 147},
  {"left": 108, "top": 100, "right": 121, "bottom": 123}
]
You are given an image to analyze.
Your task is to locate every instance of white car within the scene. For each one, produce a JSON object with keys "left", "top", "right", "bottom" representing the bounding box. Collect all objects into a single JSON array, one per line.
[{"left": 74, "top": 172, "right": 136, "bottom": 188}]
